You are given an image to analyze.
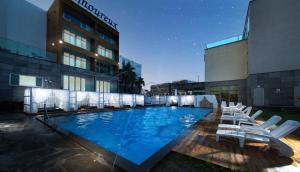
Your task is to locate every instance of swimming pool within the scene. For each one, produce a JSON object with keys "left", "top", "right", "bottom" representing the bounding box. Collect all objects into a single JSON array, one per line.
[{"left": 48, "top": 107, "right": 211, "bottom": 170}]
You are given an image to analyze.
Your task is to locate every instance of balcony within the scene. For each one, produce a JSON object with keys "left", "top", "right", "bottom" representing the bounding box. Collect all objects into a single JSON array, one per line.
[{"left": 0, "top": 37, "right": 56, "bottom": 62}]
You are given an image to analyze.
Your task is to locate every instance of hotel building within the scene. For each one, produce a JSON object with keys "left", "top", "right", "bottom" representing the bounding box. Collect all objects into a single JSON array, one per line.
[
  {"left": 0, "top": 0, "right": 119, "bottom": 109},
  {"left": 119, "top": 55, "right": 142, "bottom": 77},
  {"left": 204, "top": 0, "right": 300, "bottom": 107}
]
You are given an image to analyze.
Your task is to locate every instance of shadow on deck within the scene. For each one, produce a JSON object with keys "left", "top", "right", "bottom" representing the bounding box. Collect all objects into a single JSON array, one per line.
[{"left": 173, "top": 109, "right": 300, "bottom": 172}]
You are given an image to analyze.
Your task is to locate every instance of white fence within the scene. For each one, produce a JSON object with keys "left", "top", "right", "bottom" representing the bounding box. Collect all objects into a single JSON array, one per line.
[
  {"left": 24, "top": 88, "right": 217, "bottom": 113},
  {"left": 146, "top": 95, "right": 218, "bottom": 108},
  {"left": 24, "top": 88, "right": 144, "bottom": 113}
]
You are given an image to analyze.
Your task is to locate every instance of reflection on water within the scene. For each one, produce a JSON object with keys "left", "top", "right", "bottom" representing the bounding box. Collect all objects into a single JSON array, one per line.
[{"left": 51, "top": 107, "right": 211, "bottom": 165}]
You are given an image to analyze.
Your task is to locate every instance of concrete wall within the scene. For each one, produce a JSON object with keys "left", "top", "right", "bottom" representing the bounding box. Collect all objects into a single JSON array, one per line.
[
  {"left": 205, "top": 40, "right": 248, "bottom": 82},
  {"left": 0, "top": 0, "right": 47, "bottom": 50},
  {"left": 248, "top": 0, "right": 300, "bottom": 74},
  {"left": 247, "top": 70, "right": 300, "bottom": 107}
]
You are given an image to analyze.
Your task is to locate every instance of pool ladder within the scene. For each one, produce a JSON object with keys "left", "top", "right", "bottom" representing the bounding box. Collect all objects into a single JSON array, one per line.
[{"left": 44, "top": 104, "right": 49, "bottom": 120}]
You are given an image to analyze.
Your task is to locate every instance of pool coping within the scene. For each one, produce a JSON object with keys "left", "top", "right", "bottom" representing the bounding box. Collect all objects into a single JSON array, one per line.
[{"left": 36, "top": 107, "right": 214, "bottom": 172}]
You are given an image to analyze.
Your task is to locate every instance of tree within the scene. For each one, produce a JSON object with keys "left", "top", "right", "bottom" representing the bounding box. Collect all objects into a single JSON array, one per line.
[
  {"left": 119, "top": 62, "right": 145, "bottom": 94},
  {"left": 135, "top": 77, "right": 145, "bottom": 94}
]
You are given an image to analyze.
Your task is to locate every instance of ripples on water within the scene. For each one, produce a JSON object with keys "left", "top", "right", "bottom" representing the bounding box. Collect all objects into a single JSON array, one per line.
[{"left": 50, "top": 107, "right": 211, "bottom": 165}]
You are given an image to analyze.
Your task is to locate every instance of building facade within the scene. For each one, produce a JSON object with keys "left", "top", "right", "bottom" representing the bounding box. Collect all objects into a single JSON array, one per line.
[
  {"left": 119, "top": 55, "right": 142, "bottom": 77},
  {"left": 0, "top": 0, "right": 120, "bottom": 109},
  {"left": 150, "top": 80, "right": 205, "bottom": 96},
  {"left": 204, "top": 0, "right": 300, "bottom": 107}
]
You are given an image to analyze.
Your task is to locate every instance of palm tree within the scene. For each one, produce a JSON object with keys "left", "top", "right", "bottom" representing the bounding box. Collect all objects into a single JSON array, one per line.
[
  {"left": 119, "top": 62, "right": 145, "bottom": 94},
  {"left": 135, "top": 77, "right": 145, "bottom": 94},
  {"left": 119, "top": 63, "right": 137, "bottom": 93}
]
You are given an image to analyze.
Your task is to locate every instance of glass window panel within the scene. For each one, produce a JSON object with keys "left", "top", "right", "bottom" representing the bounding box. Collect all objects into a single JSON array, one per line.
[
  {"left": 75, "top": 77, "right": 81, "bottom": 91},
  {"left": 81, "top": 38, "right": 87, "bottom": 49},
  {"left": 76, "top": 36, "right": 81, "bottom": 47},
  {"left": 70, "top": 55, "right": 75, "bottom": 66},
  {"left": 10, "top": 74, "right": 19, "bottom": 85},
  {"left": 81, "top": 78, "right": 85, "bottom": 91},
  {"left": 76, "top": 57, "right": 81, "bottom": 68},
  {"left": 36, "top": 77, "right": 42, "bottom": 87},
  {"left": 19, "top": 75, "right": 36, "bottom": 87},
  {"left": 106, "top": 49, "right": 112, "bottom": 59},
  {"left": 107, "top": 82, "right": 109, "bottom": 93},
  {"left": 70, "top": 33, "right": 75, "bottom": 45},
  {"left": 63, "top": 53, "right": 69, "bottom": 65},
  {"left": 63, "top": 30, "right": 70, "bottom": 43},
  {"left": 63, "top": 75, "right": 69, "bottom": 89},
  {"left": 100, "top": 81, "right": 104, "bottom": 92},
  {"left": 69, "top": 76, "right": 75, "bottom": 91},
  {"left": 81, "top": 58, "right": 86, "bottom": 69},
  {"left": 96, "top": 81, "right": 99, "bottom": 92}
]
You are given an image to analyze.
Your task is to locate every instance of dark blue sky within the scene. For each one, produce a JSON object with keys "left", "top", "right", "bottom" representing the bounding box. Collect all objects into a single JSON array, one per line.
[{"left": 27, "top": 0, "right": 249, "bottom": 88}]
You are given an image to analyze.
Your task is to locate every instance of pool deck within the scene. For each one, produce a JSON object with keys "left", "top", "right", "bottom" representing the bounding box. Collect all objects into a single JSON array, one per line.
[
  {"left": 173, "top": 109, "right": 300, "bottom": 172},
  {"left": 0, "top": 112, "right": 122, "bottom": 172}
]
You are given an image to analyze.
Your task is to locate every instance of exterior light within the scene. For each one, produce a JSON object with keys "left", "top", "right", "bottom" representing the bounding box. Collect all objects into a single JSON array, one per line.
[
  {"left": 95, "top": 53, "right": 98, "bottom": 57},
  {"left": 59, "top": 40, "right": 63, "bottom": 44},
  {"left": 51, "top": 42, "right": 55, "bottom": 46}
]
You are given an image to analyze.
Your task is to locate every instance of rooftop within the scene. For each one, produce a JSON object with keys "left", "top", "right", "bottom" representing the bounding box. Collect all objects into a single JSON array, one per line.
[{"left": 206, "top": 35, "right": 245, "bottom": 49}]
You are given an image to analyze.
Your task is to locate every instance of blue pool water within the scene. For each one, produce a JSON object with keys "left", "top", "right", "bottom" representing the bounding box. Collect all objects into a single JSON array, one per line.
[{"left": 49, "top": 107, "right": 211, "bottom": 165}]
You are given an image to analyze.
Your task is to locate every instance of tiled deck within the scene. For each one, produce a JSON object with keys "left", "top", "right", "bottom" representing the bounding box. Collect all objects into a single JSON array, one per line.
[
  {"left": 173, "top": 110, "right": 300, "bottom": 172},
  {"left": 0, "top": 113, "right": 121, "bottom": 172}
]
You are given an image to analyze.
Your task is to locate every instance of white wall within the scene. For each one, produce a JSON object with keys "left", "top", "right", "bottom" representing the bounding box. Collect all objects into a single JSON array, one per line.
[
  {"left": 248, "top": 0, "right": 300, "bottom": 74},
  {"left": 0, "top": 0, "right": 47, "bottom": 50},
  {"left": 205, "top": 40, "right": 248, "bottom": 82}
]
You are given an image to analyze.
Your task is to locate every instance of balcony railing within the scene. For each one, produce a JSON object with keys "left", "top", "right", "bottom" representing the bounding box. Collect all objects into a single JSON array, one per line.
[
  {"left": 206, "top": 35, "right": 245, "bottom": 49},
  {"left": 0, "top": 37, "right": 56, "bottom": 62}
]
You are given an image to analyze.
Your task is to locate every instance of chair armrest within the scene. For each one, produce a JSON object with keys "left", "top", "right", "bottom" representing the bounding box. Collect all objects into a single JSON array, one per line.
[
  {"left": 239, "top": 121, "right": 256, "bottom": 126},
  {"left": 245, "top": 131, "right": 271, "bottom": 138},
  {"left": 242, "top": 128, "right": 270, "bottom": 135}
]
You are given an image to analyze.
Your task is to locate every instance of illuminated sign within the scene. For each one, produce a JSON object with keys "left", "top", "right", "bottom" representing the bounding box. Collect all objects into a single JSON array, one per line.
[{"left": 72, "top": 0, "right": 118, "bottom": 31}]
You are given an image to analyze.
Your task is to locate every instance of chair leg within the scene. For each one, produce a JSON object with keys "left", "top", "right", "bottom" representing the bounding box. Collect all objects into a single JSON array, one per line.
[{"left": 239, "top": 138, "right": 245, "bottom": 148}]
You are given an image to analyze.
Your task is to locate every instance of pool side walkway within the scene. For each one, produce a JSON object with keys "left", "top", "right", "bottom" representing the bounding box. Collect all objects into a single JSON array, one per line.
[
  {"left": 172, "top": 110, "right": 300, "bottom": 172},
  {"left": 0, "top": 113, "right": 121, "bottom": 172}
]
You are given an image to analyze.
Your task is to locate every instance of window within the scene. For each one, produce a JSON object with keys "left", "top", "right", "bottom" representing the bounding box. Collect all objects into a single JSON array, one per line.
[
  {"left": 75, "top": 77, "right": 81, "bottom": 91},
  {"left": 69, "top": 76, "right": 75, "bottom": 91},
  {"left": 76, "top": 57, "right": 81, "bottom": 68},
  {"left": 63, "top": 75, "right": 86, "bottom": 91},
  {"left": 76, "top": 35, "right": 87, "bottom": 49},
  {"left": 97, "top": 45, "right": 114, "bottom": 60},
  {"left": 63, "top": 12, "right": 92, "bottom": 32},
  {"left": 63, "top": 29, "right": 88, "bottom": 50},
  {"left": 81, "top": 78, "right": 86, "bottom": 91},
  {"left": 98, "top": 45, "right": 106, "bottom": 57},
  {"left": 106, "top": 49, "right": 113, "bottom": 59},
  {"left": 70, "top": 55, "right": 75, "bottom": 66},
  {"left": 96, "top": 80, "right": 110, "bottom": 93},
  {"left": 97, "top": 31, "right": 116, "bottom": 45},
  {"left": 63, "top": 52, "right": 87, "bottom": 69},
  {"left": 10, "top": 74, "right": 42, "bottom": 87},
  {"left": 63, "top": 75, "right": 69, "bottom": 90},
  {"left": 96, "top": 61, "right": 113, "bottom": 75}
]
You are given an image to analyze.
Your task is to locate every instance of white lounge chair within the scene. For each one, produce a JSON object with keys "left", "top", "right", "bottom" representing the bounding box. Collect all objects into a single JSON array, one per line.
[
  {"left": 218, "top": 115, "right": 282, "bottom": 133},
  {"left": 229, "top": 102, "right": 235, "bottom": 107},
  {"left": 221, "top": 101, "right": 227, "bottom": 110},
  {"left": 216, "top": 120, "right": 300, "bottom": 150},
  {"left": 221, "top": 107, "right": 254, "bottom": 124},
  {"left": 222, "top": 105, "right": 246, "bottom": 116}
]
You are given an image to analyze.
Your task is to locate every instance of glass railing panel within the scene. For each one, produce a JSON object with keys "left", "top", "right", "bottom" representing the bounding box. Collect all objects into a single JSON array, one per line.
[
  {"left": 0, "top": 37, "right": 57, "bottom": 62},
  {"left": 206, "top": 35, "right": 244, "bottom": 49}
]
